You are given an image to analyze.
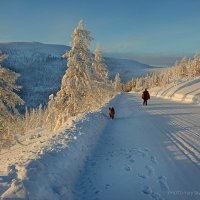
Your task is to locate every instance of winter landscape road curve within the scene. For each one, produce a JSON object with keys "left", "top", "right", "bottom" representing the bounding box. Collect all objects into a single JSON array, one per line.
[{"left": 74, "top": 93, "right": 200, "bottom": 200}]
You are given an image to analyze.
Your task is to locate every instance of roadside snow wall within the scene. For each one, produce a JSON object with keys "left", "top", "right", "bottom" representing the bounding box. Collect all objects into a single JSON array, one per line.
[
  {"left": 150, "top": 77, "right": 200, "bottom": 104},
  {"left": 1, "top": 95, "right": 120, "bottom": 200}
]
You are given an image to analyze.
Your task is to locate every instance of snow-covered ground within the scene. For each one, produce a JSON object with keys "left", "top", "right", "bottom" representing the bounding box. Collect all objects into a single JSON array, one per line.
[
  {"left": 0, "top": 96, "right": 117, "bottom": 199},
  {"left": 1, "top": 93, "right": 200, "bottom": 199},
  {"left": 150, "top": 77, "right": 200, "bottom": 104},
  {"left": 74, "top": 93, "right": 200, "bottom": 200},
  {"left": 0, "top": 42, "right": 153, "bottom": 109}
]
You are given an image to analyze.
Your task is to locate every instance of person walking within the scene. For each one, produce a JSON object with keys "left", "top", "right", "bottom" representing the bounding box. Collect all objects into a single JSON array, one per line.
[
  {"left": 108, "top": 107, "right": 115, "bottom": 119},
  {"left": 142, "top": 89, "right": 150, "bottom": 106}
]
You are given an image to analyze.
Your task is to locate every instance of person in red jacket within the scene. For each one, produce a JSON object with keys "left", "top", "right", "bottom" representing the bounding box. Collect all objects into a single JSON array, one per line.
[
  {"left": 108, "top": 107, "right": 115, "bottom": 119},
  {"left": 142, "top": 89, "right": 150, "bottom": 106}
]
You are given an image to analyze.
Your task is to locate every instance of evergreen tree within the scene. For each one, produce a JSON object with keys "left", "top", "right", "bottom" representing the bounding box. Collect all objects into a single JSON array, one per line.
[
  {"left": 170, "top": 60, "right": 179, "bottom": 83},
  {"left": 144, "top": 75, "right": 150, "bottom": 89},
  {"left": 93, "top": 45, "right": 109, "bottom": 83},
  {"left": 0, "top": 52, "right": 24, "bottom": 143},
  {"left": 53, "top": 20, "right": 94, "bottom": 116},
  {"left": 48, "top": 20, "right": 114, "bottom": 130},
  {"left": 113, "top": 73, "right": 122, "bottom": 92},
  {"left": 193, "top": 53, "right": 200, "bottom": 77},
  {"left": 136, "top": 77, "right": 143, "bottom": 89},
  {"left": 188, "top": 58, "right": 194, "bottom": 80},
  {"left": 179, "top": 56, "right": 188, "bottom": 79},
  {"left": 0, "top": 51, "right": 7, "bottom": 62}
]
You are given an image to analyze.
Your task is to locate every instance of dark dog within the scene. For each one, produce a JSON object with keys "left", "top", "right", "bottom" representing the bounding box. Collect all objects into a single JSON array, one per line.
[{"left": 108, "top": 107, "right": 115, "bottom": 119}]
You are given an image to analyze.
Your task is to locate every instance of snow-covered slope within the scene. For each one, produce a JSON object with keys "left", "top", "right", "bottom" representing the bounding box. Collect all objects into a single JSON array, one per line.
[
  {"left": 0, "top": 42, "right": 152, "bottom": 109},
  {"left": 104, "top": 57, "right": 151, "bottom": 82},
  {"left": 0, "top": 42, "right": 69, "bottom": 109},
  {"left": 0, "top": 95, "right": 117, "bottom": 200},
  {"left": 150, "top": 77, "right": 200, "bottom": 104},
  {"left": 1, "top": 93, "right": 200, "bottom": 200}
]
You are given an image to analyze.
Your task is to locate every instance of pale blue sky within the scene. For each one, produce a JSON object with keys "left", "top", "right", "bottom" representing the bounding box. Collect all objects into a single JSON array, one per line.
[{"left": 0, "top": 0, "right": 200, "bottom": 64}]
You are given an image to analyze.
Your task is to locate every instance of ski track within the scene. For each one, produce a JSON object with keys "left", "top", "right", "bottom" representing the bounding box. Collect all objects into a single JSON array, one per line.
[{"left": 74, "top": 93, "right": 200, "bottom": 200}]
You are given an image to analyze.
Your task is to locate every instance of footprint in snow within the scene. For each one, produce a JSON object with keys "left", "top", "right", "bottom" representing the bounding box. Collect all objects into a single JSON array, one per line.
[
  {"left": 138, "top": 173, "right": 146, "bottom": 179},
  {"left": 145, "top": 165, "right": 154, "bottom": 176},
  {"left": 129, "top": 159, "right": 135, "bottom": 163},
  {"left": 158, "top": 176, "right": 169, "bottom": 192},
  {"left": 137, "top": 150, "right": 147, "bottom": 157},
  {"left": 128, "top": 149, "right": 136, "bottom": 154},
  {"left": 124, "top": 165, "right": 132, "bottom": 171},
  {"left": 142, "top": 186, "right": 152, "bottom": 195},
  {"left": 151, "top": 192, "right": 165, "bottom": 200},
  {"left": 105, "top": 184, "right": 110, "bottom": 189},
  {"left": 142, "top": 186, "right": 164, "bottom": 200},
  {"left": 126, "top": 154, "right": 132, "bottom": 159},
  {"left": 94, "top": 190, "right": 100, "bottom": 194},
  {"left": 151, "top": 156, "right": 158, "bottom": 165}
]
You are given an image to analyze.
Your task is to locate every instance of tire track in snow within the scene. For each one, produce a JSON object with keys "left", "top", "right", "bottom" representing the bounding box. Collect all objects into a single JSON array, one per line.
[
  {"left": 74, "top": 94, "right": 168, "bottom": 200},
  {"left": 169, "top": 133, "right": 200, "bottom": 165},
  {"left": 145, "top": 95, "right": 200, "bottom": 167},
  {"left": 74, "top": 93, "right": 200, "bottom": 200}
]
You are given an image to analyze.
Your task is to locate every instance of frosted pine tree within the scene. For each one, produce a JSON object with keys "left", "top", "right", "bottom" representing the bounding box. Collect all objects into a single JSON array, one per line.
[
  {"left": 0, "top": 53, "right": 24, "bottom": 146},
  {"left": 144, "top": 75, "right": 150, "bottom": 89},
  {"left": 187, "top": 54, "right": 200, "bottom": 80},
  {"left": 193, "top": 53, "right": 200, "bottom": 77},
  {"left": 113, "top": 73, "right": 122, "bottom": 92},
  {"left": 151, "top": 72, "right": 159, "bottom": 87},
  {"left": 171, "top": 60, "right": 179, "bottom": 83},
  {"left": 93, "top": 45, "right": 109, "bottom": 83},
  {"left": 178, "top": 56, "right": 188, "bottom": 79},
  {"left": 188, "top": 58, "right": 194, "bottom": 80},
  {"left": 49, "top": 20, "right": 114, "bottom": 130},
  {"left": 135, "top": 78, "right": 141, "bottom": 89},
  {"left": 92, "top": 44, "right": 114, "bottom": 105},
  {"left": 53, "top": 20, "right": 94, "bottom": 117},
  {"left": 0, "top": 51, "right": 7, "bottom": 62}
]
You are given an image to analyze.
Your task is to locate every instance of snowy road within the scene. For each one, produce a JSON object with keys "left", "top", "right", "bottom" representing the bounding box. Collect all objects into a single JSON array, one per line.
[{"left": 74, "top": 93, "right": 200, "bottom": 200}]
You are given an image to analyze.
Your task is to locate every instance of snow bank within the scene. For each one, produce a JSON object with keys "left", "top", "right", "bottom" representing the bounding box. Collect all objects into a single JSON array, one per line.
[
  {"left": 150, "top": 77, "right": 200, "bottom": 104},
  {"left": 0, "top": 95, "right": 119, "bottom": 200}
]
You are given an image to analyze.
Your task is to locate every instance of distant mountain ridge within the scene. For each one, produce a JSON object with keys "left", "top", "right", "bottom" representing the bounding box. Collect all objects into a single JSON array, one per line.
[{"left": 0, "top": 42, "right": 152, "bottom": 109}]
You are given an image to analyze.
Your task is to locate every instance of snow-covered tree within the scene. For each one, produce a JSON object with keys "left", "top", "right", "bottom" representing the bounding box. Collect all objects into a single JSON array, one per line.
[
  {"left": 144, "top": 75, "right": 150, "bottom": 89},
  {"left": 48, "top": 20, "right": 114, "bottom": 130},
  {"left": 192, "top": 53, "right": 200, "bottom": 77},
  {"left": 52, "top": 20, "right": 94, "bottom": 117},
  {"left": 93, "top": 45, "right": 109, "bottom": 83},
  {"left": 159, "top": 69, "right": 169, "bottom": 86},
  {"left": 23, "top": 104, "right": 46, "bottom": 130},
  {"left": 0, "top": 52, "right": 24, "bottom": 144},
  {"left": 179, "top": 56, "right": 188, "bottom": 79},
  {"left": 123, "top": 78, "right": 135, "bottom": 92},
  {"left": 130, "top": 53, "right": 200, "bottom": 92},
  {"left": 188, "top": 56, "right": 199, "bottom": 80},
  {"left": 188, "top": 58, "right": 194, "bottom": 80},
  {"left": 171, "top": 60, "right": 179, "bottom": 82},
  {"left": 113, "top": 73, "right": 122, "bottom": 92},
  {"left": 0, "top": 51, "right": 7, "bottom": 62},
  {"left": 135, "top": 77, "right": 143, "bottom": 89},
  {"left": 150, "top": 72, "right": 159, "bottom": 87}
]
